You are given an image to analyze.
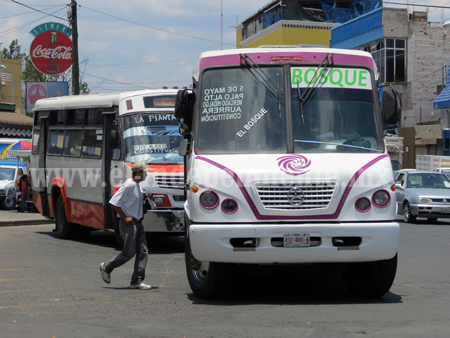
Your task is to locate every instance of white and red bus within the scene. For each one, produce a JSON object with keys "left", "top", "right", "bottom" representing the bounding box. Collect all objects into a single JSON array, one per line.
[
  {"left": 175, "top": 47, "right": 401, "bottom": 299},
  {"left": 30, "top": 89, "right": 184, "bottom": 243}
]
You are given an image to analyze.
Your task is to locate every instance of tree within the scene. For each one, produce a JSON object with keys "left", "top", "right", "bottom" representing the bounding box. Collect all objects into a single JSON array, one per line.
[
  {"left": 1, "top": 39, "right": 26, "bottom": 59},
  {"left": 22, "top": 55, "right": 60, "bottom": 82}
]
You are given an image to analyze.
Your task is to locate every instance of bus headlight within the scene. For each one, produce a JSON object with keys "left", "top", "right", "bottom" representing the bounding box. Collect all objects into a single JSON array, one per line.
[
  {"left": 221, "top": 198, "right": 238, "bottom": 214},
  {"left": 372, "top": 190, "right": 391, "bottom": 208},
  {"left": 355, "top": 197, "right": 371, "bottom": 212},
  {"left": 154, "top": 196, "right": 165, "bottom": 205},
  {"left": 199, "top": 190, "right": 219, "bottom": 209}
]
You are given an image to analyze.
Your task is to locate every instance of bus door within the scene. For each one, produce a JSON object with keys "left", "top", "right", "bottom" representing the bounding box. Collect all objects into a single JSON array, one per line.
[
  {"left": 103, "top": 110, "right": 120, "bottom": 230},
  {"left": 35, "top": 112, "right": 50, "bottom": 217}
]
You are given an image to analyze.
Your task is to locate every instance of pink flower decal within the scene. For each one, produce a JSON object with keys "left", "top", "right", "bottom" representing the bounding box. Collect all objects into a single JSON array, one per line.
[{"left": 277, "top": 154, "right": 311, "bottom": 175}]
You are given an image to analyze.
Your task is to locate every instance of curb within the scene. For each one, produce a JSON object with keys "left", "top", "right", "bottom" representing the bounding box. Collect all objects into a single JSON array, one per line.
[{"left": 0, "top": 219, "right": 55, "bottom": 227}]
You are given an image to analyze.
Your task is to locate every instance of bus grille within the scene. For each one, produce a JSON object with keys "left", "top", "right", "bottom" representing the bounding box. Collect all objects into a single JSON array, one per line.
[
  {"left": 155, "top": 174, "right": 184, "bottom": 190},
  {"left": 255, "top": 182, "right": 336, "bottom": 210}
]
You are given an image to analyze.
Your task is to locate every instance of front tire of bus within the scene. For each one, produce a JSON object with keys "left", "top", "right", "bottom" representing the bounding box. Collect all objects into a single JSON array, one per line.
[
  {"left": 342, "top": 253, "right": 398, "bottom": 298},
  {"left": 185, "top": 235, "right": 232, "bottom": 299},
  {"left": 55, "top": 195, "right": 75, "bottom": 239}
]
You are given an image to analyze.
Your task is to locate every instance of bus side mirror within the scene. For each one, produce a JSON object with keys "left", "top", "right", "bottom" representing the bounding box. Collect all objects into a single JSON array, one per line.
[
  {"left": 175, "top": 89, "right": 194, "bottom": 136},
  {"left": 110, "top": 130, "right": 119, "bottom": 148},
  {"left": 381, "top": 85, "right": 401, "bottom": 125},
  {"left": 179, "top": 139, "right": 189, "bottom": 156}
]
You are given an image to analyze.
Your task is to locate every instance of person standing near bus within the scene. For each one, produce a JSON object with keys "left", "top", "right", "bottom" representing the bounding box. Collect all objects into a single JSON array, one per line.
[
  {"left": 99, "top": 161, "right": 152, "bottom": 290},
  {"left": 19, "top": 174, "right": 28, "bottom": 213}
]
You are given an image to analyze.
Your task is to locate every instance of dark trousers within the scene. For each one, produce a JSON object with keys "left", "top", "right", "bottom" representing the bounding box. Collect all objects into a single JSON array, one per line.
[{"left": 104, "top": 219, "right": 148, "bottom": 284}]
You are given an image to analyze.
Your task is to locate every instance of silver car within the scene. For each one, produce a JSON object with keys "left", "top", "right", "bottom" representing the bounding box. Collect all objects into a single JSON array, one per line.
[{"left": 395, "top": 170, "right": 450, "bottom": 222}]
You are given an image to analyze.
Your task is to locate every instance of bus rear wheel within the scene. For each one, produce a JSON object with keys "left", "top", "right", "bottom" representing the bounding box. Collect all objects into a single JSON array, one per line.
[
  {"left": 55, "top": 195, "right": 75, "bottom": 239},
  {"left": 342, "top": 253, "right": 398, "bottom": 298},
  {"left": 185, "top": 236, "right": 232, "bottom": 299}
]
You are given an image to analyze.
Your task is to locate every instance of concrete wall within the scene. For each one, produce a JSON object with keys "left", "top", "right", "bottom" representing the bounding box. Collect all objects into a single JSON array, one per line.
[
  {"left": 402, "top": 11, "right": 448, "bottom": 128},
  {"left": 0, "top": 58, "right": 23, "bottom": 114}
]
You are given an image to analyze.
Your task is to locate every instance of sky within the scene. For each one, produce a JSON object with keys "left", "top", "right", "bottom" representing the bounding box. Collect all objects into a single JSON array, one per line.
[{"left": 0, "top": 0, "right": 449, "bottom": 94}]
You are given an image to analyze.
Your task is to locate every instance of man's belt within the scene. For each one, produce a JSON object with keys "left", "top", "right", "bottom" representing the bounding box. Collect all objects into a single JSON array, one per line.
[{"left": 132, "top": 217, "right": 144, "bottom": 224}]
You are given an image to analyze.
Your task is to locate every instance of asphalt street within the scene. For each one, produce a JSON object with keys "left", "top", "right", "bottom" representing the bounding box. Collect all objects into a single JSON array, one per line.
[{"left": 0, "top": 216, "right": 449, "bottom": 337}]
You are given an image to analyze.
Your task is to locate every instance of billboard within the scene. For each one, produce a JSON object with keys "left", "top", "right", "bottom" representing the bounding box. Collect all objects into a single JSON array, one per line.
[
  {"left": 29, "top": 22, "right": 73, "bottom": 76},
  {"left": 26, "top": 81, "right": 69, "bottom": 114}
]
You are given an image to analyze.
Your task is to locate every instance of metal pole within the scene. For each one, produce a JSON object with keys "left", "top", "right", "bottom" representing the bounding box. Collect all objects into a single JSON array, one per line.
[{"left": 71, "top": 0, "right": 80, "bottom": 95}]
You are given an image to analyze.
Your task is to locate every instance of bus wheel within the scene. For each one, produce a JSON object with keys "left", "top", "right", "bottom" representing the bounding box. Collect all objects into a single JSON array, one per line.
[
  {"left": 74, "top": 225, "right": 91, "bottom": 240},
  {"left": 185, "top": 235, "right": 232, "bottom": 299},
  {"left": 342, "top": 253, "right": 398, "bottom": 298},
  {"left": 55, "top": 195, "right": 75, "bottom": 239},
  {"left": 113, "top": 216, "right": 124, "bottom": 248}
]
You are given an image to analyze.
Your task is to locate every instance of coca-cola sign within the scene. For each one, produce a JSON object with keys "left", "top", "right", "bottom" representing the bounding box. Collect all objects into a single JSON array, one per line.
[{"left": 29, "top": 23, "right": 73, "bottom": 76}]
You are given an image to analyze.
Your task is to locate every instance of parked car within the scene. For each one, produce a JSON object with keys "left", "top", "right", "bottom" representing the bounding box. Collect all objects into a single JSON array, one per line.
[
  {"left": 394, "top": 170, "right": 450, "bottom": 223},
  {"left": 0, "top": 165, "right": 24, "bottom": 210},
  {"left": 434, "top": 167, "right": 450, "bottom": 178}
]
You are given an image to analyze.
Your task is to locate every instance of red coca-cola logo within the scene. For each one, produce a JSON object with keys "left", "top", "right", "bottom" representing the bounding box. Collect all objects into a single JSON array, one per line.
[
  {"left": 28, "top": 84, "right": 47, "bottom": 104},
  {"left": 30, "top": 31, "right": 73, "bottom": 75}
]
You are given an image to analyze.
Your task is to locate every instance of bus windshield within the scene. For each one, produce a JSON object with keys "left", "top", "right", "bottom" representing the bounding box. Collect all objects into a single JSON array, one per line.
[
  {"left": 123, "top": 113, "right": 183, "bottom": 164},
  {"left": 197, "top": 66, "right": 382, "bottom": 154}
]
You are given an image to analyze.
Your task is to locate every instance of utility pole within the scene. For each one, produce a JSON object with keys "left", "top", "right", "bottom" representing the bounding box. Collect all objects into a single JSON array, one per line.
[
  {"left": 70, "top": 0, "right": 80, "bottom": 95},
  {"left": 220, "top": 0, "right": 223, "bottom": 50}
]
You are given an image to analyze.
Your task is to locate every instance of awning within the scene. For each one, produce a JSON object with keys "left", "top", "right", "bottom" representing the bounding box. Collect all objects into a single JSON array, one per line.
[
  {"left": 434, "top": 66, "right": 450, "bottom": 109},
  {"left": 0, "top": 111, "right": 33, "bottom": 138}
]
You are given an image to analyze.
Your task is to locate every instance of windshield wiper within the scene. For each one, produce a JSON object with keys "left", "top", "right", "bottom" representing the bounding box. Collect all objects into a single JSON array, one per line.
[
  {"left": 296, "top": 53, "right": 334, "bottom": 128},
  {"left": 240, "top": 54, "right": 284, "bottom": 111}
]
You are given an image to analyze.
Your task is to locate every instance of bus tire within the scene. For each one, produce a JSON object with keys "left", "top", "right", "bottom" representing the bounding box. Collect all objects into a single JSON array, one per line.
[
  {"left": 113, "top": 216, "right": 124, "bottom": 248},
  {"left": 74, "top": 225, "right": 91, "bottom": 240},
  {"left": 55, "top": 195, "right": 75, "bottom": 239},
  {"left": 342, "top": 253, "right": 398, "bottom": 298},
  {"left": 185, "top": 235, "right": 232, "bottom": 299}
]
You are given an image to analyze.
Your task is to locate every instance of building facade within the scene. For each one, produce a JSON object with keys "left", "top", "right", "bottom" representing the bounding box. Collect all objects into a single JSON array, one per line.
[{"left": 0, "top": 58, "right": 24, "bottom": 114}]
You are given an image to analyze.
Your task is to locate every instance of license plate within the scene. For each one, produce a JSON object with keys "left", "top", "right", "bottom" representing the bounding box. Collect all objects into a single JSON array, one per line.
[
  {"left": 284, "top": 233, "right": 310, "bottom": 247},
  {"left": 441, "top": 207, "right": 450, "bottom": 212}
]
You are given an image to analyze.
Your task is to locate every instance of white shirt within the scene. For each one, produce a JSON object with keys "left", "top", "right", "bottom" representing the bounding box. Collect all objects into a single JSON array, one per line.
[{"left": 109, "top": 178, "right": 143, "bottom": 220}]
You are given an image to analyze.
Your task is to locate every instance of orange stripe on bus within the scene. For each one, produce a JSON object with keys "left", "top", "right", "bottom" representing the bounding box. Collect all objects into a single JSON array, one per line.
[{"left": 124, "top": 163, "right": 184, "bottom": 173}]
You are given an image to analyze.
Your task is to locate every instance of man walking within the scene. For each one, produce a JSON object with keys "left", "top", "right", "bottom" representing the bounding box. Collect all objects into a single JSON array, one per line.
[{"left": 99, "top": 161, "right": 152, "bottom": 290}]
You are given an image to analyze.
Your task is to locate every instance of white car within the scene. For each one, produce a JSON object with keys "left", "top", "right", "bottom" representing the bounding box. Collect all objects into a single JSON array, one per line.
[
  {"left": 0, "top": 165, "right": 25, "bottom": 210},
  {"left": 434, "top": 168, "right": 450, "bottom": 177}
]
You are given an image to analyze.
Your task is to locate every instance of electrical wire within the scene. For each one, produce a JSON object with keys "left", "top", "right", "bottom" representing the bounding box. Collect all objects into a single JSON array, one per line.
[
  {"left": 5, "top": 0, "right": 67, "bottom": 21},
  {"left": 81, "top": 5, "right": 233, "bottom": 46}
]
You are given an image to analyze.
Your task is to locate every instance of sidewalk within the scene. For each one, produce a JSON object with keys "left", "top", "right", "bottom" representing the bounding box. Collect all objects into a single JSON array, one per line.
[{"left": 0, "top": 209, "right": 55, "bottom": 227}]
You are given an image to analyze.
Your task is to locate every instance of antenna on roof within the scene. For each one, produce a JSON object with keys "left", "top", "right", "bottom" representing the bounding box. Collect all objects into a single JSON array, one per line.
[{"left": 220, "top": 0, "right": 223, "bottom": 50}]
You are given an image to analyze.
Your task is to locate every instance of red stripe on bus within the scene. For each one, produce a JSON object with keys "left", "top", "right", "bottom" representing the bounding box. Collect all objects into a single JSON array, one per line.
[
  {"left": 124, "top": 163, "right": 184, "bottom": 173},
  {"left": 69, "top": 200, "right": 105, "bottom": 230}
]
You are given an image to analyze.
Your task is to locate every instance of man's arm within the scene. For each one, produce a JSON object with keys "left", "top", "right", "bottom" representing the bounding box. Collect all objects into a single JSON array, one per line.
[{"left": 112, "top": 205, "right": 133, "bottom": 225}]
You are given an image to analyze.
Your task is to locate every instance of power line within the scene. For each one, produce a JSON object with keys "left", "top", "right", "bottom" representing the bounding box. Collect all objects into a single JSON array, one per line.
[
  {"left": 0, "top": 7, "right": 66, "bottom": 38},
  {"left": 7, "top": 0, "right": 68, "bottom": 21},
  {"left": 81, "top": 5, "right": 233, "bottom": 46}
]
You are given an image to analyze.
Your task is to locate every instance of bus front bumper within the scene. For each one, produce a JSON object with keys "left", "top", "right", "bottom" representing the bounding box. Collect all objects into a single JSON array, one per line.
[
  {"left": 188, "top": 222, "right": 399, "bottom": 264},
  {"left": 142, "top": 209, "right": 185, "bottom": 233}
]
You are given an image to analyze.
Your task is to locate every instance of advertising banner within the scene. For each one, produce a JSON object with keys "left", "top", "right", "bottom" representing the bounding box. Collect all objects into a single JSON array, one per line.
[
  {"left": 29, "top": 22, "right": 73, "bottom": 76},
  {"left": 26, "top": 81, "right": 69, "bottom": 114}
]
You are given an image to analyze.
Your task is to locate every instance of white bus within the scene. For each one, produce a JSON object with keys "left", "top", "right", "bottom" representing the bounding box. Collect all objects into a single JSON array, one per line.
[
  {"left": 30, "top": 89, "right": 185, "bottom": 243},
  {"left": 175, "top": 47, "right": 401, "bottom": 299}
]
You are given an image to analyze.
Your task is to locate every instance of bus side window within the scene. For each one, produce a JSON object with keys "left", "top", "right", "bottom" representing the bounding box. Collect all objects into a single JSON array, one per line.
[
  {"left": 48, "top": 130, "right": 64, "bottom": 155},
  {"left": 82, "top": 129, "right": 102, "bottom": 158},
  {"left": 63, "top": 130, "right": 83, "bottom": 157}
]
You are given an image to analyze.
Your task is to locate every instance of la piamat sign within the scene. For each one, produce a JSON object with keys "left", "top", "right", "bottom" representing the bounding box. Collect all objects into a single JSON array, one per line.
[{"left": 29, "top": 22, "right": 73, "bottom": 76}]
